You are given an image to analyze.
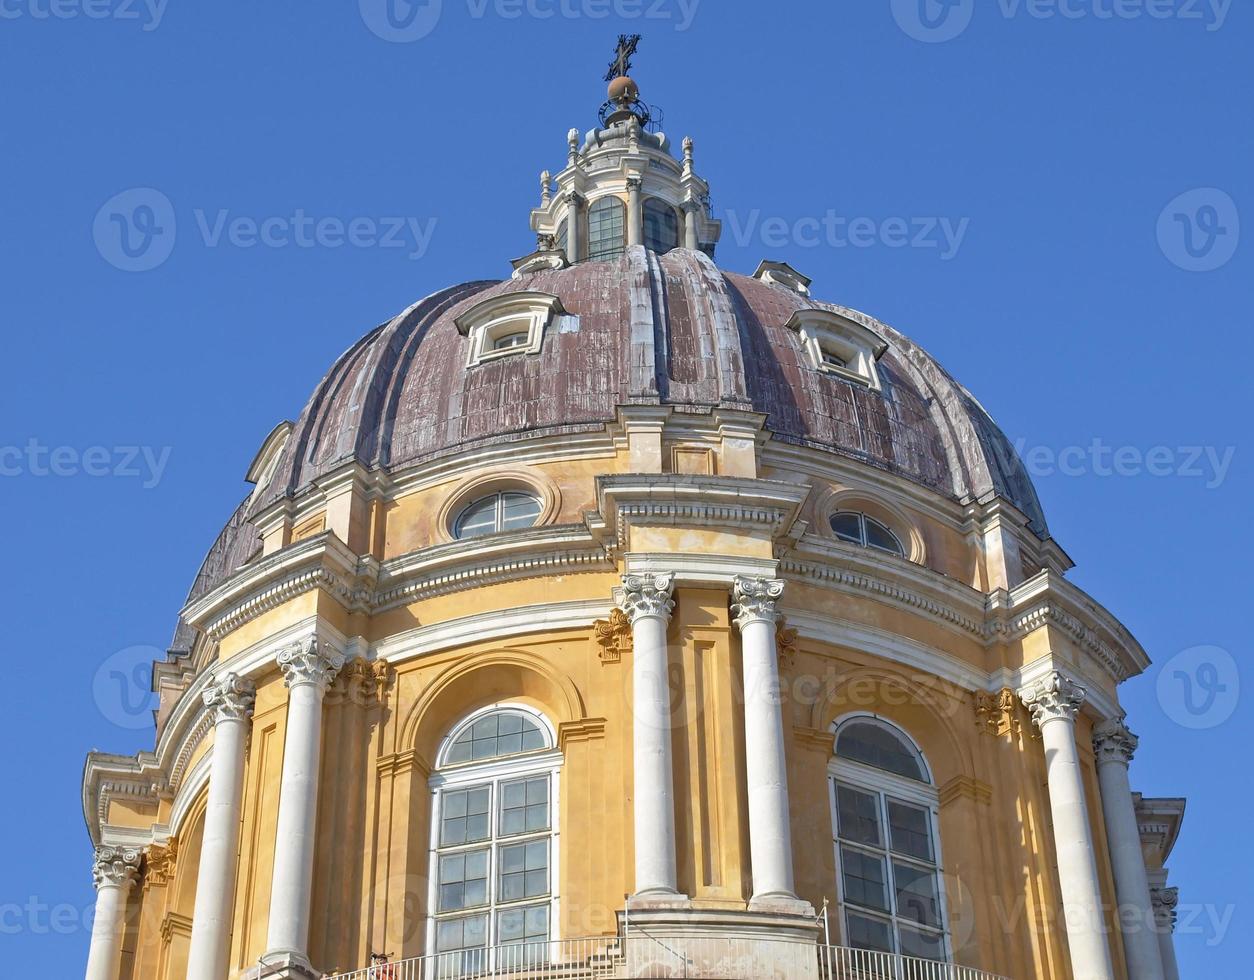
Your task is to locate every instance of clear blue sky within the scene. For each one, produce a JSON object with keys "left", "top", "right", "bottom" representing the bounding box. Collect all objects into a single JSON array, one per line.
[{"left": 1, "top": 1, "right": 1248, "bottom": 975}]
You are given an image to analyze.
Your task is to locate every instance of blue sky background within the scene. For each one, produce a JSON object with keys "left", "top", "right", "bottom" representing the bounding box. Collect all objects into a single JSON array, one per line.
[{"left": 1, "top": 0, "right": 1249, "bottom": 974}]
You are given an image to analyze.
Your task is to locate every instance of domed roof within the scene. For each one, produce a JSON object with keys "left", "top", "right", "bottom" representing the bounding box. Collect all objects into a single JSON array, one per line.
[{"left": 253, "top": 246, "right": 1044, "bottom": 531}]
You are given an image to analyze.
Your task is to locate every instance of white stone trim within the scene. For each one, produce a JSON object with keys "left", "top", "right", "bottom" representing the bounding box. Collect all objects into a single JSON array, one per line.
[
  {"left": 168, "top": 748, "right": 213, "bottom": 839},
  {"left": 785, "top": 309, "right": 888, "bottom": 390},
  {"left": 454, "top": 290, "right": 565, "bottom": 366}
]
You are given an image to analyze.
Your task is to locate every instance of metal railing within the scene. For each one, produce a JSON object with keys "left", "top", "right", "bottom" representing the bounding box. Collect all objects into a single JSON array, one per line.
[{"left": 327, "top": 936, "right": 1011, "bottom": 980}]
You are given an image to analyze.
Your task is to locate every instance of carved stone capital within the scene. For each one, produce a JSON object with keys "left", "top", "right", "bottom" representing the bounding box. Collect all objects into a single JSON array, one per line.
[
  {"left": 1151, "top": 886, "right": 1179, "bottom": 932},
  {"left": 1018, "top": 670, "right": 1086, "bottom": 727},
  {"left": 776, "top": 620, "right": 800, "bottom": 669},
  {"left": 625, "top": 176, "right": 643, "bottom": 192},
  {"left": 731, "top": 576, "right": 785, "bottom": 630},
  {"left": 1092, "top": 717, "right": 1138, "bottom": 767},
  {"left": 202, "top": 671, "right": 256, "bottom": 724},
  {"left": 593, "top": 607, "right": 632, "bottom": 665},
  {"left": 975, "top": 688, "right": 1022, "bottom": 738},
  {"left": 276, "top": 636, "right": 344, "bottom": 693},
  {"left": 92, "top": 845, "right": 142, "bottom": 891},
  {"left": 143, "top": 839, "right": 178, "bottom": 892},
  {"left": 616, "top": 573, "right": 675, "bottom": 625}
]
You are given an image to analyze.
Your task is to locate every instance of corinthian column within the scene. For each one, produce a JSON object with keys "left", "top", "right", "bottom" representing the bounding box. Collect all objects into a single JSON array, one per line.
[
  {"left": 1151, "top": 887, "right": 1181, "bottom": 980},
  {"left": 187, "top": 672, "right": 257, "bottom": 980},
  {"left": 1019, "top": 672, "right": 1115, "bottom": 980},
  {"left": 262, "top": 637, "right": 344, "bottom": 976},
  {"left": 626, "top": 177, "right": 643, "bottom": 247},
  {"left": 1092, "top": 718, "right": 1164, "bottom": 980},
  {"left": 84, "top": 846, "right": 141, "bottom": 980},
  {"left": 731, "top": 576, "right": 800, "bottom": 906},
  {"left": 616, "top": 572, "right": 681, "bottom": 898}
]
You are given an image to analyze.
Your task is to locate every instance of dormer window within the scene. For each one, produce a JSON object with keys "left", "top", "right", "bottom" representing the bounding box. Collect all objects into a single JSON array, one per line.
[
  {"left": 785, "top": 309, "right": 889, "bottom": 390},
  {"left": 455, "top": 292, "right": 566, "bottom": 367},
  {"left": 587, "top": 196, "right": 626, "bottom": 261}
]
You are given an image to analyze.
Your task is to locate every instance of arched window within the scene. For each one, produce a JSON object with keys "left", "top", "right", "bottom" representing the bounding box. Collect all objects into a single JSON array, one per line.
[
  {"left": 830, "top": 511, "right": 904, "bottom": 557},
  {"left": 454, "top": 492, "right": 542, "bottom": 540},
  {"left": 555, "top": 217, "right": 569, "bottom": 259},
  {"left": 829, "top": 716, "right": 949, "bottom": 962},
  {"left": 587, "top": 196, "right": 625, "bottom": 261},
  {"left": 429, "top": 706, "right": 561, "bottom": 973},
  {"left": 643, "top": 198, "right": 679, "bottom": 254}
]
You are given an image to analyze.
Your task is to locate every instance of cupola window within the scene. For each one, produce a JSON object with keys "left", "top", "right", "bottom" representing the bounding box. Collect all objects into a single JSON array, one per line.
[
  {"left": 454, "top": 291, "right": 566, "bottom": 367},
  {"left": 643, "top": 198, "right": 679, "bottom": 254},
  {"left": 454, "top": 492, "right": 542, "bottom": 540},
  {"left": 492, "top": 331, "right": 530, "bottom": 352},
  {"left": 429, "top": 706, "right": 561, "bottom": 973},
  {"left": 785, "top": 309, "right": 889, "bottom": 390},
  {"left": 829, "top": 716, "right": 949, "bottom": 962},
  {"left": 830, "top": 512, "right": 905, "bottom": 557},
  {"left": 587, "top": 196, "right": 626, "bottom": 261}
]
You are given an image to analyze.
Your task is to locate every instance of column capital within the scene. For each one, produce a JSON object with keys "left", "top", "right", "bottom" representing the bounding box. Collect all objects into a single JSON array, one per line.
[
  {"left": 202, "top": 671, "right": 256, "bottom": 724},
  {"left": 563, "top": 189, "right": 585, "bottom": 208},
  {"left": 625, "top": 176, "right": 643, "bottom": 192},
  {"left": 1018, "top": 670, "right": 1086, "bottom": 726},
  {"left": 616, "top": 572, "right": 675, "bottom": 625},
  {"left": 92, "top": 845, "right": 142, "bottom": 891},
  {"left": 1092, "top": 716, "right": 1139, "bottom": 766},
  {"left": 731, "top": 576, "right": 785, "bottom": 630},
  {"left": 1151, "top": 886, "right": 1179, "bottom": 932},
  {"left": 276, "top": 636, "right": 344, "bottom": 693}
]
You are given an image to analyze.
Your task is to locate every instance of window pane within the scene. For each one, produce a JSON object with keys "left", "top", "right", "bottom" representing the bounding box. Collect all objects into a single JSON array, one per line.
[
  {"left": 454, "top": 496, "right": 500, "bottom": 539},
  {"left": 643, "top": 199, "right": 679, "bottom": 254},
  {"left": 864, "top": 517, "right": 904, "bottom": 556},
  {"left": 497, "top": 905, "right": 550, "bottom": 968},
  {"left": 893, "top": 862, "right": 942, "bottom": 930},
  {"left": 500, "top": 492, "right": 542, "bottom": 530},
  {"left": 899, "top": 924, "right": 946, "bottom": 961},
  {"left": 435, "top": 915, "right": 489, "bottom": 977},
  {"left": 837, "top": 722, "right": 926, "bottom": 782},
  {"left": 437, "top": 848, "right": 489, "bottom": 911},
  {"left": 887, "top": 799, "right": 934, "bottom": 861},
  {"left": 588, "top": 197, "right": 625, "bottom": 261},
  {"left": 830, "top": 512, "right": 863, "bottom": 544},
  {"left": 448, "top": 712, "right": 550, "bottom": 766},
  {"left": 499, "top": 840, "right": 549, "bottom": 902},
  {"left": 501, "top": 776, "right": 549, "bottom": 838},
  {"left": 846, "top": 911, "right": 894, "bottom": 954},
  {"left": 836, "top": 785, "right": 882, "bottom": 846},
  {"left": 441, "top": 786, "right": 491, "bottom": 846},
  {"left": 493, "top": 331, "right": 529, "bottom": 351},
  {"left": 556, "top": 218, "right": 569, "bottom": 257},
  {"left": 840, "top": 846, "right": 889, "bottom": 912}
]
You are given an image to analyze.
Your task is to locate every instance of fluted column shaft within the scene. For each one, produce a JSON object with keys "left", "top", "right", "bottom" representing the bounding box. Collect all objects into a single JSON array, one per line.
[
  {"left": 617, "top": 573, "right": 680, "bottom": 897},
  {"left": 731, "top": 576, "right": 799, "bottom": 904},
  {"left": 264, "top": 637, "right": 344, "bottom": 970},
  {"left": 1093, "top": 719, "right": 1165, "bottom": 980},
  {"left": 187, "top": 673, "right": 257, "bottom": 980},
  {"left": 84, "top": 846, "right": 141, "bottom": 980},
  {"left": 1019, "top": 672, "right": 1115, "bottom": 980},
  {"left": 1152, "top": 887, "right": 1181, "bottom": 980}
]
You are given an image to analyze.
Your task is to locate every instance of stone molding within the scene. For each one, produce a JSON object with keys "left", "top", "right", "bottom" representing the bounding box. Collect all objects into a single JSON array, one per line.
[
  {"left": 202, "top": 671, "right": 256, "bottom": 724},
  {"left": 592, "top": 607, "right": 632, "bottom": 665},
  {"left": 277, "top": 636, "right": 345, "bottom": 693},
  {"left": 92, "top": 845, "right": 142, "bottom": 890},
  {"left": 1092, "top": 717, "right": 1139, "bottom": 767},
  {"left": 557, "top": 717, "right": 608, "bottom": 749},
  {"left": 776, "top": 620, "right": 800, "bottom": 669},
  {"left": 1018, "top": 671, "right": 1087, "bottom": 726},
  {"left": 616, "top": 572, "right": 676, "bottom": 625},
  {"left": 731, "top": 576, "right": 785, "bottom": 630},
  {"left": 975, "top": 688, "right": 1022, "bottom": 738},
  {"left": 939, "top": 775, "right": 994, "bottom": 808},
  {"left": 143, "top": 838, "right": 178, "bottom": 892},
  {"left": 1150, "top": 886, "right": 1179, "bottom": 932}
]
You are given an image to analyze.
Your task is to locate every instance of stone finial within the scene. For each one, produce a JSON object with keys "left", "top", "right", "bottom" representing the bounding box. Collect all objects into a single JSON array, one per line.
[
  {"left": 92, "top": 845, "right": 142, "bottom": 891},
  {"left": 567, "top": 127, "right": 580, "bottom": 166},
  {"left": 616, "top": 572, "right": 676, "bottom": 624},
  {"left": 1018, "top": 670, "right": 1087, "bottom": 727},
  {"left": 276, "top": 635, "right": 344, "bottom": 693},
  {"left": 731, "top": 576, "right": 786, "bottom": 630},
  {"left": 1092, "top": 717, "right": 1139, "bottom": 767},
  {"left": 682, "top": 136, "right": 694, "bottom": 174},
  {"left": 202, "top": 671, "right": 256, "bottom": 724},
  {"left": 540, "top": 170, "right": 552, "bottom": 207}
]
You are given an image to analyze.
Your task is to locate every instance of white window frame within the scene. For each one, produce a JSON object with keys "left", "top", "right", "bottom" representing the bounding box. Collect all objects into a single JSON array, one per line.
[
  {"left": 785, "top": 309, "right": 888, "bottom": 389},
  {"left": 452, "top": 491, "right": 543, "bottom": 540},
  {"left": 426, "top": 703, "right": 563, "bottom": 966},
  {"left": 830, "top": 511, "right": 905, "bottom": 557},
  {"left": 827, "top": 713, "right": 952, "bottom": 963},
  {"left": 454, "top": 292, "right": 566, "bottom": 367}
]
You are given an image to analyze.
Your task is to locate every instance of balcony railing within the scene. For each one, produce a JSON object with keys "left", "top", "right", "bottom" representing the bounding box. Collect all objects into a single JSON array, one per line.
[{"left": 326, "top": 936, "right": 1011, "bottom": 980}]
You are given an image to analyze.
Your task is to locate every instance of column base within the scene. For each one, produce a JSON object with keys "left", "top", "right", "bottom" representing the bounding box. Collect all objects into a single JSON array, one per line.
[
  {"left": 243, "top": 951, "right": 320, "bottom": 980},
  {"left": 748, "top": 892, "right": 816, "bottom": 917},
  {"left": 627, "top": 889, "right": 693, "bottom": 911}
]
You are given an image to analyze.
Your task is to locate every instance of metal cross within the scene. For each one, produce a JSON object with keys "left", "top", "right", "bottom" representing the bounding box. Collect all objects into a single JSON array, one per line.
[{"left": 604, "top": 34, "right": 641, "bottom": 81}]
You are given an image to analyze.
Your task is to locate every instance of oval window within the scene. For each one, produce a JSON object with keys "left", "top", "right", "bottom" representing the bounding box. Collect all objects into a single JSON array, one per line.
[
  {"left": 454, "top": 491, "right": 542, "bottom": 540},
  {"left": 830, "top": 511, "right": 904, "bottom": 557}
]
